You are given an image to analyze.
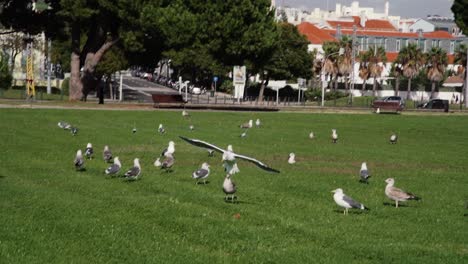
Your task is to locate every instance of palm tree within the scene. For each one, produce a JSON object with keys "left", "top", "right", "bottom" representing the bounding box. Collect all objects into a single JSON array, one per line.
[
  {"left": 367, "top": 46, "right": 387, "bottom": 97},
  {"left": 425, "top": 47, "right": 448, "bottom": 99},
  {"left": 454, "top": 43, "right": 467, "bottom": 106},
  {"left": 390, "top": 55, "right": 404, "bottom": 96},
  {"left": 322, "top": 41, "right": 340, "bottom": 91},
  {"left": 358, "top": 51, "right": 370, "bottom": 94},
  {"left": 399, "top": 43, "right": 425, "bottom": 100},
  {"left": 337, "top": 36, "right": 353, "bottom": 91}
]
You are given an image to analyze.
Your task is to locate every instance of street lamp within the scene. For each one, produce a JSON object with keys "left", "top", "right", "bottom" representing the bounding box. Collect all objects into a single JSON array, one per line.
[{"left": 321, "top": 48, "right": 344, "bottom": 107}]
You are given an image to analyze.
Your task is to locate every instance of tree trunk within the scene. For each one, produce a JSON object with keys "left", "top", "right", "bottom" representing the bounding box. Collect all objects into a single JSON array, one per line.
[
  {"left": 395, "top": 76, "right": 400, "bottom": 96},
  {"left": 361, "top": 79, "right": 366, "bottom": 92},
  {"left": 373, "top": 77, "right": 377, "bottom": 97},
  {"left": 406, "top": 78, "right": 412, "bottom": 100},
  {"left": 430, "top": 81, "right": 436, "bottom": 99},
  {"left": 69, "top": 23, "right": 83, "bottom": 101},
  {"left": 258, "top": 73, "right": 269, "bottom": 103}
]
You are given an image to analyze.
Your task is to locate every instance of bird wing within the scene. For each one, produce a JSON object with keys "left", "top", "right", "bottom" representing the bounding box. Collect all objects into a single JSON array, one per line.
[
  {"left": 106, "top": 164, "right": 120, "bottom": 174},
  {"left": 342, "top": 195, "right": 364, "bottom": 209},
  {"left": 360, "top": 169, "right": 369, "bottom": 177},
  {"left": 193, "top": 169, "right": 209, "bottom": 179},
  {"left": 179, "top": 136, "right": 226, "bottom": 153},
  {"left": 125, "top": 166, "right": 140, "bottom": 177},
  {"left": 388, "top": 186, "right": 414, "bottom": 200},
  {"left": 233, "top": 153, "right": 280, "bottom": 173}
]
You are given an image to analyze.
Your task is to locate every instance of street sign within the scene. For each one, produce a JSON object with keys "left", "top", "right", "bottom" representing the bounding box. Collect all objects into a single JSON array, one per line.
[{"left": 213, "top": 76, "right": 218, "bottom": 82}]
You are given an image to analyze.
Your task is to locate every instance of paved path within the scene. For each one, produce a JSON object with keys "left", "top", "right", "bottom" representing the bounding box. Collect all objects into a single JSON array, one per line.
[{"left": 121, "top": 76, "right": 178, "bottom": 102}]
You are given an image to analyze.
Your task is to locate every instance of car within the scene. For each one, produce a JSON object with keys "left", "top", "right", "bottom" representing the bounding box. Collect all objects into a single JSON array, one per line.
[
  {"left": 417, "top": 99, "right": 449, "bottom": 112},
  {"left": 191, "top": 87, "right": 201, "bottom": 95},
  {"left": 372, "top": 96, "right": 405, "bottom": 112}
]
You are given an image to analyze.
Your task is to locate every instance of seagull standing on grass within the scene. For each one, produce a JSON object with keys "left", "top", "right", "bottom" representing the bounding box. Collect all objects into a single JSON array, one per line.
[
  {"left": 182, "top": 110, "right": 190, "bottom": 117},
  {"left": 103, "top": 145, "right": 112, "bottom": 163},
  {"left": 189, "top": 125, "right": 195, "bottom": 131},
  {"left": 331, "top": 129, "right": 338, "bottom": 143},
  {"left": 74, "top": 150, "right": 85, "bottom": 171},
  {"left": 223, "top": 174, "right": 237, "bottom": 202},
  {"left": 105, "top": 157, "right": 121, "bottom": 176},
  {"left": 85, "top": 143, "right": 94, "bottom": 159},
  {"left": 240, "top": 120, "right": 253, "bottom": 129},
  {"left": 309, "top": 132, "right": 314, "bottom": 139},
  {"left": 359, "top": 162, "right": 371, "bottom": 184},
  {"left": 161, "top": 141, "right": 175, "bottom": 157},
  {"left": 70, "top": 127, "right": 78, "bottom": 136},
  {"left": 385, "top": 178, "right": 420, "bottom": 208},
  {"left": 124, "top": 158, "right": 141, "bottom": 180},
  {"left": 158, "top": 124, "right": 166, "bottom": 134},
  {"left": 58, "top": 121, "right": 71, "bottom": 130},
  {"left": 288, "top": 153, "right": 296, "bottom": 164},
  {"left": 376, "top": 107, "right": 381, "bottom": 114},
  {"left": 390, "top": 133, "right": 398, "bottom": 144},
  {"left": 161, "top": 153, "right": 175, "bottom": 173},
  {"left": 192, "top": 162, "right": 210, "bottom": 184},
  {"left": 153, "top": 157, "right": 161, "bottom": 167},
  {"left": 255, "top": 119, "right": 261, "bottom": 127},
  {"left": 240, "top": 130, "right": 248, "bottom": 138},
  {"left": 332, "top": 188, "right": 369, "bottom": 215}
]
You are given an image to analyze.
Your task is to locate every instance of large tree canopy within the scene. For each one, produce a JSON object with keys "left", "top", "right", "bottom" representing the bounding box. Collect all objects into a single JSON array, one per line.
[{"left": 452, "top": 0, "right": 468, "bottom": 35}]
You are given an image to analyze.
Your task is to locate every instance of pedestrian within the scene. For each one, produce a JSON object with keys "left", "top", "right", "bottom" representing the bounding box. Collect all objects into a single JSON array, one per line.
[{"left": 456, "top": 95, "right": 459, "bottom": 104}]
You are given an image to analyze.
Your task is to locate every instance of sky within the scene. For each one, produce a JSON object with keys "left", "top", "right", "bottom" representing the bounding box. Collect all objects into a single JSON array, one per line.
[{"left": 283, "top": 0, "right": 455, "bottom": 19}]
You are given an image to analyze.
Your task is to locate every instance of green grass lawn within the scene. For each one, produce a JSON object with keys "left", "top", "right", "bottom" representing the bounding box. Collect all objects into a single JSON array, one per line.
[{"left": 0, "top": 108, "right": 467, "bottom": 263}]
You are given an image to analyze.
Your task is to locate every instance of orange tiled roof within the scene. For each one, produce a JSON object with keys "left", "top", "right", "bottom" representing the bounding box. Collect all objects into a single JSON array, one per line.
[
  {"left": 327, "top": 16, "right": 396, "bottom": 31},
  {"left": 323, "top": 29, "right": 455, "bottom": 39},
  {"left": 297, "top": 22, "right": 336, "bottom": 44}
]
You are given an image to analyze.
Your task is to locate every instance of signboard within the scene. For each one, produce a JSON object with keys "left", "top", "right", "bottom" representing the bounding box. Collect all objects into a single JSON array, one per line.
[
  {"left": 233, "top": 66, "right": 246, "bottom": 99},
  {"left": 213, "top": 76, "right": 218, "bottom": 83}
]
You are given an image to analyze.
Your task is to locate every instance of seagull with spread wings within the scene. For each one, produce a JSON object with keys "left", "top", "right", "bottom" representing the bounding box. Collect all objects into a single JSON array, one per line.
[{"left": 179, "top": 136, "right": 280, "bottom": 173}]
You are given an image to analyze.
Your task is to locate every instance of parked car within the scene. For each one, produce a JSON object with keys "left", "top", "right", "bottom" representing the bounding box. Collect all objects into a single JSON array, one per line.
[
  {"left": 372, "top": 96, "right": 405, "bottom": 112},
  {"left": 417, "top": 99, "right": 449, "bottom": 112}
]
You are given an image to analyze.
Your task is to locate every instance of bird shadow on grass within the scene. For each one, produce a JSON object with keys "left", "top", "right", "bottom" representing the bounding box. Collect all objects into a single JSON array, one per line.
[
  {"left": 224, "top": 199, "right": 255, "bottom": 205},
  {"left": 196, "top": 181, "right": 210, "bottom": 185},
  {"left": 383, "top": 202, "right": 409, "bottom": 207},
  {"left": 0, "top": 175, "right": 5, "bottom": 179},
  {"left": 332, "top": 210, "right": 367, "bottom": 215}
]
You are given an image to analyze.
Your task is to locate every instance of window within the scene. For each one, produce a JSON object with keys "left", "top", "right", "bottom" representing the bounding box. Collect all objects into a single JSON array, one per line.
[
  {"left": 360, "top": 37, "right": 364, "bottom": 51},
  {"left": 365, "top": 38, "right": 369, "bottom": 51},
  {"left": 396, "top": 39, "right": 401, "bottom": 52},
  {"left": 432, "top": 40, "right": 437, "bottom": 48},
  {"left": 402, "top": 39, "right": 408, "bottom": 48},
  {"left": 419, "top": 39, "right": 425, "bottom": 51},
  {"left": 384, "top": 38, "right": 388, "bottom": 50}
]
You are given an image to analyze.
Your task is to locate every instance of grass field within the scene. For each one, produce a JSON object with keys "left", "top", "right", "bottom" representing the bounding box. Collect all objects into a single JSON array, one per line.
[{"left": 0, "top": 108, "right": 467, "bottom": 263}]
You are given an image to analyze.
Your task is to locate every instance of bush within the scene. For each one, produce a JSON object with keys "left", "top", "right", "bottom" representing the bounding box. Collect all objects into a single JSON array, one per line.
[
  {"left": 0, "top": 56, "right": 13, "bottom": 90},
  {"left": 219, "top": 79, "right": 233, "bottom": 94},
  {"left": 304, "top": 89, "right": 347, "bottom": 101},
  {"left": 61, "top": 77, "right": 70, "bottom": 96}
]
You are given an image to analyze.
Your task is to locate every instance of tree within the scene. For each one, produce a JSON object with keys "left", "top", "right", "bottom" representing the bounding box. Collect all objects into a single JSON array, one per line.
[
  {"left": 0, "top": 32, "right": 23, "bottom": 75},
  {"left": 367, "top": 46, "right": 387, "bottom": 97},
  {"left": 425, "top": 47, "right": 448, "bottom": 99},
  {"left": 390, "top": 62, "right": 404, "bottom": 96},
  {"left": 322, "top": 41, "right": 340, "bottom": 90},
  {"left": 454, "top": 43, "right": 467, "bottom": 105},
  {"left": 452, "top": 0, "right": 468, "bottom": 35},
  {"left": 358, "top": 51, "right": 370, "bottom": 93},
  {"left": 0, "top": 54, "right": 13, "bottom": 89},
  {"left": 337, "top": 36, "right": 353, "bottom": 91},
  {"left": 399, "top": 43, "right": 425, "bottom": 100},
  {"left": 95, "top": 45, "right": 128, "bottom": 104}
]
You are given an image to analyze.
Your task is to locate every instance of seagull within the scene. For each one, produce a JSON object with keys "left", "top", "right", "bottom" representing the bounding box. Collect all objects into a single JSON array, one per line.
[
  {"left": 359, "top": 162, "right": 371, "bottom": 184},
  {"left": 161, "top": 153, "right": 175, "bottom": 172},
  {"left": 240, "top": 130, "right": 247, "bottom": 138},
  {"left": 179, "top": 136, "right": 280, "bottom": 173},
  {"left": 189, "top": 125, "right": 195, "bottom": 131},
  {"left": 70, "top": 127, "right": 78, "bottom": 136},
  {"left": 58, "top": 121, "right": 71, "bottom": 130},
  {"left": 158, "top": 124, "right": 165, "bottom": 134},
  {"left": 240, "top": 120, "right": 253, "bottom": 129},
  {"left": 390, "top": 133, "right": 398, "bottom": 144},
  {"left": 182, "top": 110, "right": 190, "bottom": 117},
  {"left": 332, "top": 188, "right": 369, "bottom": 215},
  {"left": 207, "top": 149, "right": 215, "bottom": 157},
  {"left": 288, "top": 153, "right": 296, "bottom": 164},
  {"left": 103, "top": 145, "right": 112, "bottom": 163},
  {"left": 124, "top": 158, "right": 141, "bottom": 181},
  {"left": 376, "top": 107, "right": 381, "bottom": 114},
  {"left": 192, "top": 162, "right": 210, "bottom": 184},
  {"left": 223, "top": 145, "right": 240, "bottom": 175},
  {"left": 132, "top": 127, "right": 137, "bottom": 134},
  {"left": 223, "top": 174, "right": 237, "bottom": 202},
  {"left": 331, "top": 129, "right": 338, "bottom": 143},
  {"left": 153, "top": 157, "right": 161, "bottom": 167},
  {"left": 309, "top": 132, "right": 314, "bottom": 139},
  {"left": 74, "top": 150, "right": 85, "bottom": 171},
  {"left": 385, "top": 178, "right": 420, "bottom": 208},
  {"left": 161, "top": 141, "right": 175, "bottom": 157},
  {"left": 84, "top": 143, "right": 93, "bottom": 159},
  {"left": 105, "top": 157, "right": 121, "bottom": 176},
  {"left": 255, "top": 119, "right": 261, "bottom": 127}
]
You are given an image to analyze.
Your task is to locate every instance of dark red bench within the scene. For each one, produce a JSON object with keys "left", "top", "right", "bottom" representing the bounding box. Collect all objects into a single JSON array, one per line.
[{"left": 152, "top": 93, "right": 187, "bottom": 108}]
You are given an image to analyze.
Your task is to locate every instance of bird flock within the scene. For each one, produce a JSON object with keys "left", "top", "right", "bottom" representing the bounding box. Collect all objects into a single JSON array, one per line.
[{"left": 65, "top": 111, "right": 419, "bottom": 213}]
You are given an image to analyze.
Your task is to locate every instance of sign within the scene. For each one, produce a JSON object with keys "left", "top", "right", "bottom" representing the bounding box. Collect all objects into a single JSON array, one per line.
[
  {"left": 233, "top": 66, "right": 246, "bottom": 99},
  {"left": 213, "top": 76, "right": 218, "bottom": 83}
]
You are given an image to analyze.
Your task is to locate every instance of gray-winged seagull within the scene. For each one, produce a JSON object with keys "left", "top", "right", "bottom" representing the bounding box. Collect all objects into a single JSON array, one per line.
[
  {"left": 158, "top": 124, "right": 166, "bottom": 134},
  {"left": 124, "top": 158, "right": 141, "bottom": 180},
  {"left": 179, "top": 136, "right": 280, "bottom": 173},
  {"left": 161, "top": 153, "right": 174, "bottom": 172},
  {"left": 103, "top": 145, "right": 112, "bottom": 163},
  {"left": 74, "top": 150, "right": 85, "bottom": 171},
  {"left": 332, "top": 188, "right": 369, "bottom": 215},
  {"left": 223, "top": 174, "right": 237, "bottom": 202},
  {"left": 161, "top": 141, "right": 175, "bottom": 157},
  {"left": 70, "top": 127, "right": 78, "bottom": 136},
  {"left": 385, "top": 178, "right": 420, "bottom": 208},
  {"left": 192, "top": 162, "right": 210, "bottom": 184},
  {"left": 85, "top": 143, "right": 93, "bottom": 159},
  {"left": 360, "top": 162, "right": 371, "bottom": 184},
  {"left": 105, "top": 157, "right": 121, "bottom": 176}
]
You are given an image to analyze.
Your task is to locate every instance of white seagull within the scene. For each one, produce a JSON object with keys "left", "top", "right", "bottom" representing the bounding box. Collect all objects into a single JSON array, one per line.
[
  {"left": 105, "top": 157, "right": 121, "bottom": 176},
  {"left": 223, "top": 145, "right": 240, "bottom": 175},
  {"left": 103, "top": 145, "right": 112, "bottom": 163},
  {"left": 124, "top": 158, "right": 141, "bottom": 180},
  {"left": 332, "top": 188, "right": 369, "bottom": 215},
  {"left": 385, "top": 178, "right": 420, "bottom": 208},
  {"left": 189, "top": 125, "right": 195, "bottom": 131},
  {"left": 179, "top": 136, "right": 280, "bottom": 173},
  {"left": 161, "top": 141, "right": 175, "bottom": 157},
  {"left": 153, "top": 157, "right": 161, "bottom": 167},
  {"left": 390, "top": 133, "right": 398, "bottom": 144},
  {"left": 359, "top": 162, "right": 371, "bottom": 184},
  {"left": 376, "top": 107, "right": 381, "bottom": 114},
  {"left": 240, "top": 120, "right": 253, "bottom": 129},
  {"left": 309, "top": 132, "right": 314, "bottom": 139},
  {"left": 192, "top": 162, "right": 210, "bottom": 184},
  {"left": 288, "top": 153, "right": 296, "bottom": 164},
  {"left": 58, "top": 121, "right": 71, "bottom": 130},
  {"left": 84, "top": 143, "right": 93, "bottom": 159},
  {"left": 158, "top": 124, "right": 166, "bottom": 134},
  {"left": 255, "top": 119, "right": 261, "bottom": 127},
  {"left": 223, "top": 174, "right": 237, "bottom": 202},
  {"left": 74, "top": 150, "right": 85, "bottom": 171},
  {"left": 182, "top": 110, "right": 190, "bottom": 117},
  {"left": 240, "top": 130, "right": 248, "bottom": 138},
  {"left": 331, "top": 129, "right": 338, "bottom": 143}
]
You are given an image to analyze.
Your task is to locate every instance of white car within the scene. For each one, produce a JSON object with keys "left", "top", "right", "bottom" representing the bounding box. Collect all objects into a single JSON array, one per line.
[{"left": 191, "top": 87, "right": 201, "bottom": 95}]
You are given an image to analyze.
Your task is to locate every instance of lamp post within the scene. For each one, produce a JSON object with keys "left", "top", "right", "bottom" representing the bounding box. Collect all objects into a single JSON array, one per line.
[{"left": 321, "top": 48, "right": 344, "bottom": 107}]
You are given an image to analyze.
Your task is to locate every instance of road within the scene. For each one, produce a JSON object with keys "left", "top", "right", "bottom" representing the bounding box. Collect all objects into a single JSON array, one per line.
[{"left": 120, "top": 76, "right": 177, "bottom": 102}]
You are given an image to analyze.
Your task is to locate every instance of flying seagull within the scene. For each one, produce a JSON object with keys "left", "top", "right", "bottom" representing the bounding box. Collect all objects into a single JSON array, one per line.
[
  {"left": 58, "top": 121, "right": 71, "bottom": 130},
  {"left": 223, "top": 174, "right": 237, "bottom": 202},
  {"left": 74, "top": 150, "right": 85, "bottom": 171},
  {"left": 161, "top": 153, "right": 175, "bottom": 173},
  {"left": 332, "top": 188, "right": 369, "bottom": 215},
  {"left": 70, "top": 127, "right": 78, "bottom": 136},
  {"left": 158, "top": 124, "right": 166, "bottom": 134},
  {"left": 255, "top": 119, "right": 261, "bottom": 127},
  {"left": 390, "top": 133, "right": 398, "bottom": 144},
  {"left": 331, "top": 129, "right": 338, "bottom": 143},
  {"left": 207, "top": 149, "right": 215, "bottom": 157},
  {"left": 105, "top": 157, "right": 121, "bottom": 176},
  {"left": 359, "top": 162, "right": 371, "bottom": 184},
  {"left": 385, "top": 178, "right": 420, "bottom": 208},
  {"left": 192, "top": 162, "right": 210, "bottom": 184},
  {"left": 85, "top": 143, "right": 94, "bottom": 159},
  {"left": 124, "top": 158, "right": 141, "bottom": 181},
  {"left": 179, "top": 136, "right": 280, "bottom": 173},
  {"left": 161, "top": 141, "right": 175, "bottom": 157},
  {"left": 288, "top": 153, "right": 296, "bottom": 164},
  {"left": 103, "top": 145, "right": 112, "bottom": 163},
  {"left": 222, "top": 145, "right": 240, "bottom": 175},
  {"left": 309, "top": 132, "right": 314, "bottom": 139},
  {"left": 240, "top": 120, "right": 253, "bottom": 129}
]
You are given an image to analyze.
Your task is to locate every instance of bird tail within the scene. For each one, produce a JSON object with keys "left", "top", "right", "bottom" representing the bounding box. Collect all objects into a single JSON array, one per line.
[
  {"left": 362, "top": 205, "right": 370, "bottom": 211},
  {"left": 409, "top": 194, "right": 421, "bottom": 201}
]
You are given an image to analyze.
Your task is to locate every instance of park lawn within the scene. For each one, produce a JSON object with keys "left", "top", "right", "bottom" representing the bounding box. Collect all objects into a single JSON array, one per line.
[{"left": 0, "top": 108, "right": 467, "bottom": 263}]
